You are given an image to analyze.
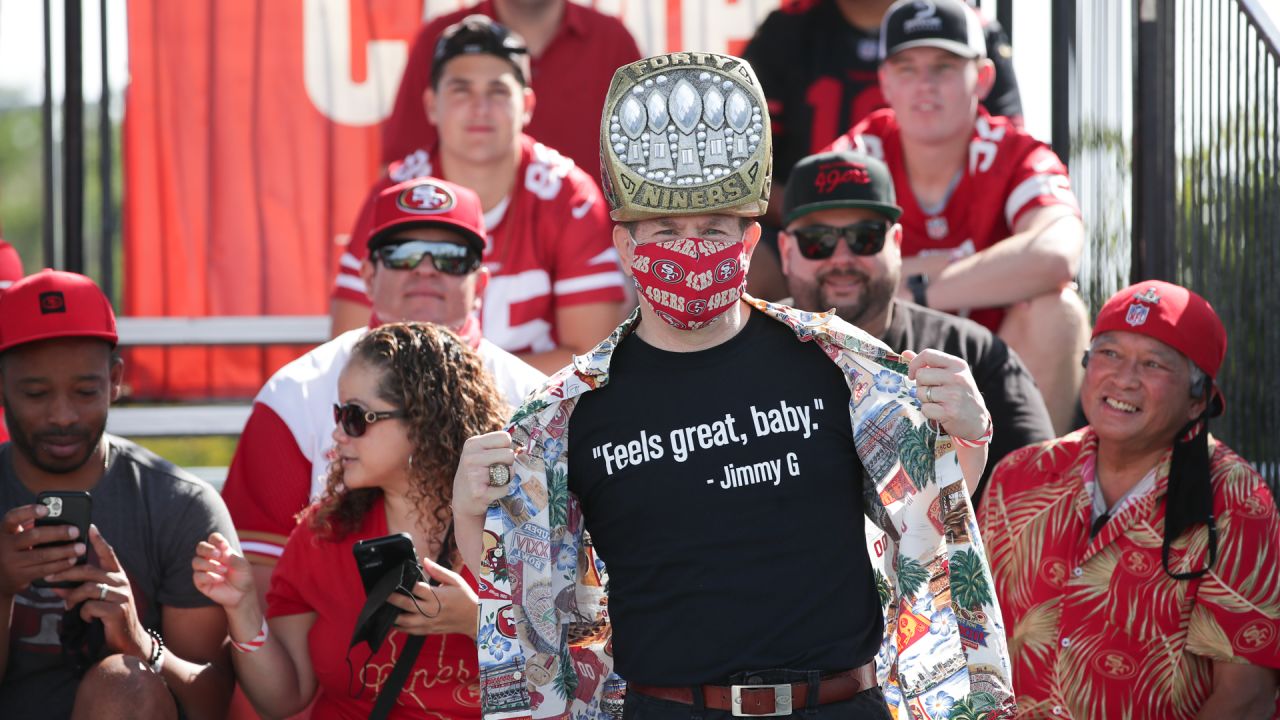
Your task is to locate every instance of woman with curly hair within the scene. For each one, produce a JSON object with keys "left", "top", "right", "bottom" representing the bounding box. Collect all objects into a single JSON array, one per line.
[{"left": 191, "top": 322, "right": 509, "bottom": 719}]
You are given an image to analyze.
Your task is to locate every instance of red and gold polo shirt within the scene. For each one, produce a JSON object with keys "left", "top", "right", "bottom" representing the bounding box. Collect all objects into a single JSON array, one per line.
[{"left": 978, "top": 428, "right": 1280, "bottom": 719}]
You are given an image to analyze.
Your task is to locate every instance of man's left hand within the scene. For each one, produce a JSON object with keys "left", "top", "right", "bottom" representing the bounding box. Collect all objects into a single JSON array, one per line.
[
  {"left": 47, "top": 524, "right": 150, "bottom": 660},
  {"left": 903, "top": 348, "right": 990, "bottom": 442}
]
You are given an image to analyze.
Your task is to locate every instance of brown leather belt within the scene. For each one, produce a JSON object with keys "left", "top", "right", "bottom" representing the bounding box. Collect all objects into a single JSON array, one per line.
[{"left": 629, "top": 661, "right": 877, "bottom": 717}]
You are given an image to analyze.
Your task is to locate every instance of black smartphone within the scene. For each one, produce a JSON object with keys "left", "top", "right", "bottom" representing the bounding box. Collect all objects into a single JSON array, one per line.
[
  {"left": 32, "top": 491, "right": 92, "bottom": 589},
  {"left": 352, "top": 532, "right": 419, "bottom": 597}
]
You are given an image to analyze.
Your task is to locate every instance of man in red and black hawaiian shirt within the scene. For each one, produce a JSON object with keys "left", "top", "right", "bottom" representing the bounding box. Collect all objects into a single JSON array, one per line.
[
  {"left": 827, "top": 0, "right": 1090, "bottom": 433},
  {"left": 979, "top": 280, "right": 1280, "bottom": 719}
]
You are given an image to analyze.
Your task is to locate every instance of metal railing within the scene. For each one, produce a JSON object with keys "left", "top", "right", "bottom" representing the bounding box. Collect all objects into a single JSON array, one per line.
[
  {"left": 1055, "top": 0, "right": 1280, "bottom": 489},
  {"left": 104, "top": 315, "right": 329, "bottom": 438}
]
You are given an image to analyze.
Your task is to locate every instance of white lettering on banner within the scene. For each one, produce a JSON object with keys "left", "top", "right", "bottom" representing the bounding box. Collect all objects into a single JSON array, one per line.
[
  {"left": 303, "top": 0, "right": 406, "bottom": 125},
  {"left": 482, "top": 269, "right": 555, "bottom": 353},
  {"left": 619, "top": 0, "right": 763, "bottom": 58}
]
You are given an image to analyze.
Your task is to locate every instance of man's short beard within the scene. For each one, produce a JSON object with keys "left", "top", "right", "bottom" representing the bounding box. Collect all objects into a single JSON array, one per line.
[
  {"left": 1, "top": 390, "right": 106, "bottom": 475},
  {"left": 790, "top": 267, "right": 896, "bottom": 331}
]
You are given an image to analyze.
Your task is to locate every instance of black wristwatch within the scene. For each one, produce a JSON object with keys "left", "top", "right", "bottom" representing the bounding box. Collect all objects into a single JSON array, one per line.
[{"left": 907, "top": 273, "right": 929, "bottom": 307}]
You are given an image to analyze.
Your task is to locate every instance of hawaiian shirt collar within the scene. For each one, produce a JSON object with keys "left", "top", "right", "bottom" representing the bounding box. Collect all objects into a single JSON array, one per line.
[{"left": 1068, "top": 427, "right": 1178, "bottom": 559}]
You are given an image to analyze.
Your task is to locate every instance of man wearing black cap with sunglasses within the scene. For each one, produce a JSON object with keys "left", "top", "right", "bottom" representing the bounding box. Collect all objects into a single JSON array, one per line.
[
  {"left": 979, "top": 281, "right": 1280, "bottom": 718},
  {"left": 779, "top": 149, "right": 1053, "bottom": 503},
  {"left": 224, "top": 177, "right": 544, "bottom": 599},
  {"left": 827, "top": 0, "right": 1090, "bottom": 436},
  {"left": 333, "top": 15, "right": 627, "bottom": 375}
]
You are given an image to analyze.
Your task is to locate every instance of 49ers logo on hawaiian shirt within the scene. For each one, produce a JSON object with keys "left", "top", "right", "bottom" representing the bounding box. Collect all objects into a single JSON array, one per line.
[
  {"left": 397, "top": 180, "right": 456, "bottom": 214},
  {"left": 1235, "top": 619, "right": 1276, "bottom": 652},
  {"left": 1091, "top": 650, "right": 1138, "bottom": 680}
]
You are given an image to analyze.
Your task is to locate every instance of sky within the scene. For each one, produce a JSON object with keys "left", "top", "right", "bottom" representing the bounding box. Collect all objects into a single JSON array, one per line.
[{"left": 0, "top": 0, "right": 1277, "bottom": 144}]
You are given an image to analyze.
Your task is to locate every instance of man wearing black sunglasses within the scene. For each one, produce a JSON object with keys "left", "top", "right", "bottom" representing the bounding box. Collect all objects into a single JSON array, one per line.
[
  {"left": 222, "top": 176, "right": 545, "bottom": 607},
  {"left": 979, "top": 281, "right": 1280, "bottom": 718},
  {"left": 779, "top": 149, "right": 1053, "bottom": 503},
  {"left": 331, "top": 15, "right": 627, "bottom": 375}
]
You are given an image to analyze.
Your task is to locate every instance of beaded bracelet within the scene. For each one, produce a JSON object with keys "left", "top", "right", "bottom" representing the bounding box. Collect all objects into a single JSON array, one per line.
[
  {"left": 952, "top": 413, "right": 994, "bottom": 449},
  {"left": 146, "top": 627, "right": 166, "bottom": 673},
  {"left": 230, "top": 616, "right": 270, "bottom": 654}
]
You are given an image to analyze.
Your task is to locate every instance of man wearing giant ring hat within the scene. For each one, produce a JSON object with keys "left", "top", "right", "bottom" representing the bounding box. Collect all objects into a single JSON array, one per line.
[{"left": 454, "top": 48, "right": 1015, "bottom": 720}]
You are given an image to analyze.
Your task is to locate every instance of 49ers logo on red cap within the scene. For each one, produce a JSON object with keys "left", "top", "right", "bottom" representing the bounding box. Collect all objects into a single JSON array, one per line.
[
  {"left": 396, "top": 181, "right": 457, "bottom": 215},
  {"left": 39, "top": 291, "right": 66, "bottom": 314}
]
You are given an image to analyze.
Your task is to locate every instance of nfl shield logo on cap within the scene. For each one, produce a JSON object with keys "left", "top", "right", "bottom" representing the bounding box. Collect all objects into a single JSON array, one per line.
[{"left": 1125, "top": 302, "right": 1150, "bottom": 327}]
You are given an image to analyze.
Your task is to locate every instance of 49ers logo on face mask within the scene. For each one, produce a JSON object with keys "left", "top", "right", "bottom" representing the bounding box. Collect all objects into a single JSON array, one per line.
[
  {"left": 652, "top": 259, "right": 685, "bottom": 283},
  {"left": 631, "top": 237, "right": 747, "bottom": 330}
]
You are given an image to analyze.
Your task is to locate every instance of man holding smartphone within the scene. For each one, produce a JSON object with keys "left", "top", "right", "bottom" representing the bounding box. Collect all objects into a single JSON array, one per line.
[{"left": 0, "top": 270, "right": 239, "bottom": 720}]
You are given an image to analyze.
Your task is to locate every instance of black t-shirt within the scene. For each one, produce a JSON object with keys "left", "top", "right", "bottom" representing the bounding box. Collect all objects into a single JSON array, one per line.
[
  {"left": 880, "top": 300, "right": 1054, "bottom": 504},
  {"left": 744, "top": 0, "right": 1023, "bottom": 183},
  {"left": 568, "top": 309, "right": 882, "bottom": 685}
]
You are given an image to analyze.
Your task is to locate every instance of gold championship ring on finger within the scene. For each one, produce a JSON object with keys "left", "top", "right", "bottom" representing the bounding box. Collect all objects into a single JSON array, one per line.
[{"left": 488, "top": 464, "right": 512, "bottom": 487}]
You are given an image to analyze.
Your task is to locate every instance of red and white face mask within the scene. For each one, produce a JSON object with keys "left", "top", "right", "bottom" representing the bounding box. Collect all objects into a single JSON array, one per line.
[{"left": 630, "top": 237, "right": 747, "bottom": 330}]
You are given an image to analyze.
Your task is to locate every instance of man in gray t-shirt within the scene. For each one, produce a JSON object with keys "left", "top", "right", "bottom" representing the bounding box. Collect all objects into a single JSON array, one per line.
[{"left": 0, "top": 271, "right": 238, "bottom": 720}]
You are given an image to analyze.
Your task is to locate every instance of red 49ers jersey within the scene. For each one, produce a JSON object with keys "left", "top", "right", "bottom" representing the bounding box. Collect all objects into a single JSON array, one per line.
[
  {"left": 334, "top": 135, "right": 624, "bottom": 354},
  {"left": 828, "top": 108, "right": 1079, "bottom": 331}
]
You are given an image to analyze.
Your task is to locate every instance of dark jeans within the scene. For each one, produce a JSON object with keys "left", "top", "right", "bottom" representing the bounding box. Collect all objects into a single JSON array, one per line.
[{"left": 623, "top": 669, "right": 892, "bottom": 720}]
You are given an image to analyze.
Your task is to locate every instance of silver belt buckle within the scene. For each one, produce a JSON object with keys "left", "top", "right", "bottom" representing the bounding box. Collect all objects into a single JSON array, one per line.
[{"left": 730, "top": 683, "right": 793, "bottom": 717}]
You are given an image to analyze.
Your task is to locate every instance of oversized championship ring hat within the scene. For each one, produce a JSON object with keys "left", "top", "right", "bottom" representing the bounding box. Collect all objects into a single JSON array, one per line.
[{"left": 600, "top": 53, "right": 772, "bottom": 221}]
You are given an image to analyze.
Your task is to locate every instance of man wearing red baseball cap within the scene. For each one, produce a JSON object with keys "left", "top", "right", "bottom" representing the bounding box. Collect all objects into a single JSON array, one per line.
[
  {"left": 0, "top": 270, "right": 239, "bottom": 718},
  {"left": 221, "top": 176, "right": 544, "bottom": 606},
  {"left": 332, "top": 15, "right": 627, "bottom": 375},
  {"left": 979, "top": 280, "right": 1280, "bottom": 718}
]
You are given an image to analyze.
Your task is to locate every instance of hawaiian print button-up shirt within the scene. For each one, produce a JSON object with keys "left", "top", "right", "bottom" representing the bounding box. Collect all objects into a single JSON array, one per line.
[
  {"left": 475, "top": 297, "right": 1015, "bottom": 720},
  {"left": 979, "top": 428, "right": 1280, "bottom": 719}
]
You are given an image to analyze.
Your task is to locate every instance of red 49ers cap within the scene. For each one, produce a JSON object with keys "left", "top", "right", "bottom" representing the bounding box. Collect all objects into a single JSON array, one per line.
[
  {"left": 365, "top": 177, "right": 487, "bottom": 256},
  {"left": 1092, "top": 279, "right": 1227, "bottom": 414},
  {"left": 0, "top": 269, "right": 118, "bottom": 354}
]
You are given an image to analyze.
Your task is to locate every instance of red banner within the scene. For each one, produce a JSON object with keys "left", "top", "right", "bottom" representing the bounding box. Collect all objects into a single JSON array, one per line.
[{"left": 122, "top": 0, "right": 777, "bottom": 399}]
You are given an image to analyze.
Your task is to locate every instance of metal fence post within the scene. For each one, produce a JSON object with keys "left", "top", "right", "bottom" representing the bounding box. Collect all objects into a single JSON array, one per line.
[
  {"left": 1051, "top": 0, "right": 1076, "bottom": 166},
  {"left": 99, "top": 0, "right": 114, "bottom": 298},
  {"left": 42, "top": 0, "right": 56, "bottom": 268},
  {"left": 996, "top": 0, "right": 1013, "bottom": 42},
  {"left": 1131, "top": 0, "right": 1177, "bottom": 282},
  {"left": 63, "top": 0, "right": 85, "bottom": 273}
]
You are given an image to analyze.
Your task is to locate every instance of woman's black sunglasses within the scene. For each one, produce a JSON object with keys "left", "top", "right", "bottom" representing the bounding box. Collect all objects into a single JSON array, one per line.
[
  {"left": 333, "top": 403, "right": 405, "bottom": 438},
  {"left": 790, "top": 220, "right": 889, "bottom": 260}
]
